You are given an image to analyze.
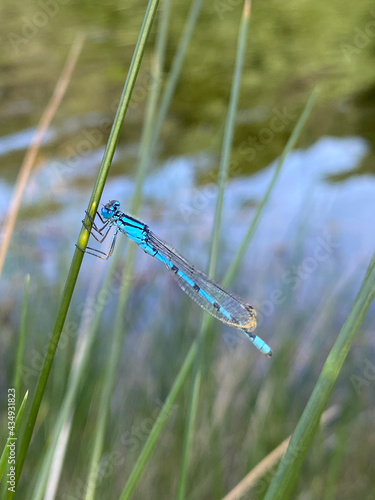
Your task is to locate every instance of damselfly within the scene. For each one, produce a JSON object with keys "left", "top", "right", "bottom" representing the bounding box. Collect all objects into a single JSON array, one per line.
[{"left": 78, "top": 200, "right": 272, "bottom": 357}]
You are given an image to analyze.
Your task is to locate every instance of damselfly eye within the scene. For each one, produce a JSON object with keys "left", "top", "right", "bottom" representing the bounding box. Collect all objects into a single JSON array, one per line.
[
  {"left": 101, "top": 207, "right": 112, "bottom": 219},
  {"left": 101, "top": 200, "right": 120, "bottom": 219}
]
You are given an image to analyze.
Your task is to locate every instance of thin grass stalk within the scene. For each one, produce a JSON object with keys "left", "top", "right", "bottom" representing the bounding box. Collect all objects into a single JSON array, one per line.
[
  {"left": 119, "top": 90, "right": 316, "bottom": 498},
  {"left": 263, "top": 252, "right": 375, "bottom": 500},
  {"left": 176, "top": 3, "right": 252, "bottom": 497},
  {"left": 146, "top": 0, "right": 204, "bottom": 159},
  {"left": 34, "top": 7, "right": 172, "bottom": 497},
  {"left": 118, "top": 343, "right": 197, "bottom": 500},
  {"left": 132, "top": 0, "right": 171, "bottom": 208},
  {"left": 32, "top": 0, "right": 182, "bottom": 494},
  {"left": 83, "top": 4, "right": 169, "bottom": 499},
  {"left": 222, "top": 405, "right": 340, "bottom": 500},
  {"left": 121, "top": 0, "right": 204, "bottom": 217},
  {"left": 42, "top": 413, "right": 73, "bottom": 500},
  {"left": 30, "top": 265, "right": 106, "bottom": 500},
  {"left": 0, "top": 35, "right": 84, "bottom": 281},
  {"left": 175, "top": 315, "right": 207, "bottom": 500},
  {"left": 33, "top": 240, "right": 134, "bottom": 499},
  {"left": 9, "top": 2, "right": 160, "bottom": 494},
  {"left": 209, "top": 0, "right": 252, "bottom": 275},
  {"left": 224, "top": 89, "right": 317, "bottom": 287},
  {"left": 88, "top": 1, "right": 205, "bottom": 496}
]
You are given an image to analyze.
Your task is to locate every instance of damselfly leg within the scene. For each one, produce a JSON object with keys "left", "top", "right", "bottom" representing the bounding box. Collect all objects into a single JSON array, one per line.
[
  {"left": 77, "top": 210, "right": 119, "bottom": 260},
  {"left": 82, "top": 228, "right": 119, "bottom": 260},
  {"left": 82, "top": 211, "right": 112, "bottom": 241}
]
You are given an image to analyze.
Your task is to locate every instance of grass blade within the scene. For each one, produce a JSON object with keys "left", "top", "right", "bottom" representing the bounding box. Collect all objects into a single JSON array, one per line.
[
  {"left": 264, "top": 252, "right": 375, "bottom": 500},
  {"left": 222, "top": 405, "right": 340, "bottom": 500},
  {"left": 10, "top": 1, "right": 160, "bottom": 493},
  {"left": 0, "top": 35, "right": 85, "bottom": 281},
  {"left": 177, "top": 2, "right": 253, "bottom": 498},
  {"left": 119, "top": 85, "right": 317, "bottom": 500},
  {"left": 224, "top": 88, "right": 318, "bottom": 287},
  {"left": 147, "top": 0, "right": 204, "bottom": 159},
  {"left": 83, "top": 3, "right": 169, "bottom": 499},
  {"left": 119, "top": 344, "right": 198, "bottom": 500},
  {"left": 30, "top": 266, "right": 105, "bottom": 500}
]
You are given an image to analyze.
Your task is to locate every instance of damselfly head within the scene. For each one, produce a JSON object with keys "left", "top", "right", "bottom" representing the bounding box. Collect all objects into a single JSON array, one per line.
[{"left": 101, "top": 200, "right": 120, "bottom": 219}]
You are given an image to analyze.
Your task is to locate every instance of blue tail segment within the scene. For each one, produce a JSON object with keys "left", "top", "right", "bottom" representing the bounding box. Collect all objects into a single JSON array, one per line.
[{"left": 82, "top": 200, "right": 272, "bottom": 357}]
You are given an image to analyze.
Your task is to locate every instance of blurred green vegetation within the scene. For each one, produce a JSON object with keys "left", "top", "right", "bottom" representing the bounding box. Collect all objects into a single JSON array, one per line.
[{"left": 1, "top": 0, "right": 375, "bottom": 179}]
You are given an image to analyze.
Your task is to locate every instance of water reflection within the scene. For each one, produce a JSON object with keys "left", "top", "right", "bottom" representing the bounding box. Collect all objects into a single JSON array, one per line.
[{"left": 2, "top": 135, "right": 372, "bottom": 301}]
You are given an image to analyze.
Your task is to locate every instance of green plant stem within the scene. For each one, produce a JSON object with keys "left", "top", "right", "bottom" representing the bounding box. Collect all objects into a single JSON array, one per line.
[
  {"left": 224, "top": 89, "right": 317, "bottom": 287},
  {"left": 119, "top": 88, "right": 316, "bottom": 499},
  {"left": 132, "top": 0, "right": 171, "bottom": 208},
  {"left": 176, "top": 3, "right": 252, "bottom": 498},
  {"left": 147, "top": 0, "right": 204, "bottom": 159},
  {"left": 264, "top": 252, "right": 375, "bottom": 500},
  {"left": 119, "top": 342, "right": 197, "bottom": 500},
  {"left": 31, "top": 264, "right": 109, "bottom": 500},
  {"left": 10, "top": 1, "right": 160, "bottom": 494},
  {"left": 83, "top": 4, "right": 169, "bottom": 499}
]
